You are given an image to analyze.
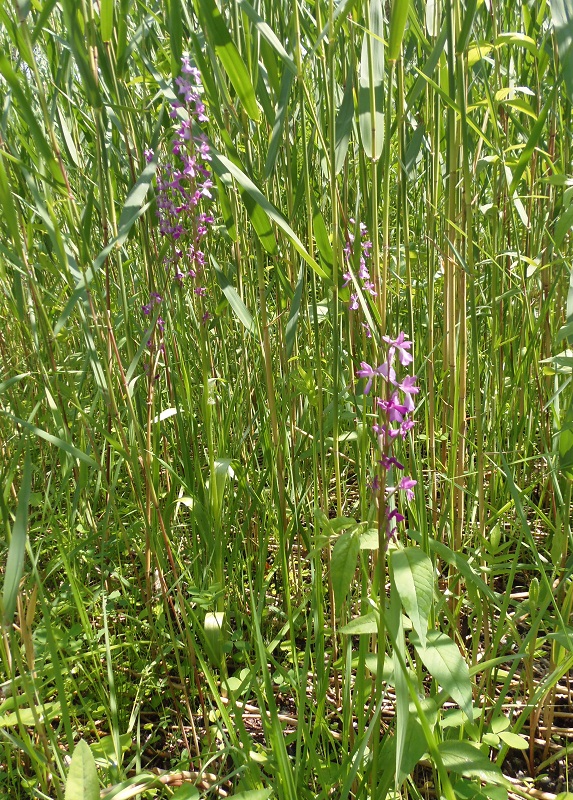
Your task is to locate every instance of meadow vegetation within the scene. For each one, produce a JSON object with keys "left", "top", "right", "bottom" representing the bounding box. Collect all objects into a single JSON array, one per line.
[{"left": 2, "top": 0, "right": 573, "bottom": 798}]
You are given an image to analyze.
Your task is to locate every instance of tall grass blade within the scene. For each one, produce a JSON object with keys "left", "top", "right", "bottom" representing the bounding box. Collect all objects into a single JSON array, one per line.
[{"left": 2, "top": 445, "right": 32, "bottom": 626}]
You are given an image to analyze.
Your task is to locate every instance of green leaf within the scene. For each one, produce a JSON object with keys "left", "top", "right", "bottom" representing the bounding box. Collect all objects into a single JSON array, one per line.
[
  {"left": 554, "top": 202, "right": 573, "bottom": 250},
  {"left": 168, "top": 0, "right": 183, "bottom": 74},
  {"left": 359, "top": 528, "right": 379, "bottom": 550},
  {"left": 388, "top": 0, "right": 410, "bottom": 62},
  {"left": 509, "top": 85, "right": 557, "bottom": 195},
  {"left": 550, "top": 0, "right": 573, "bottom": 100},
  {"left": 54, "top": 155, "right": 158, "bottom": 335},
  {"left": 232, "top": 792, "right": 273, "bottom": 800},
  {"left": 0, "top": 152, "right": 22, "bottom": 259},
  {"left": 438, "top": 741, "right": 503, "bottom": 782},
  {"left": 340, "top": 611, "right": 379, "bottom": 635},
  {"left": 335, "top": 71, "right": 355, "bottom": 174},
  {"left": 559, "top": 394, "right": 573, "bottom": 479},
  {"left": 0, "top": 701, "right": 60, "bottom": 727},
  {"left": 90, "top": 734, "right": 132, "bottom": 766},
  {"left": 390, "top": 547, "right": 433, "bottom": 649},
  {"left": 236, "top": 0, "right": 296, "bottom": 74},
  {"left": 331, "top": 531, "right": 360, "bottom": 612},
  {"left": 2, "top": 447, "right": 32, "bottom": 626},
  {"left": 264, "top": 67, "right": 295, "bottom": 180},
  {"left": 212, "top": 256, "right": 256, "bottom": 335},
  {"left": 498, "top": 731, "right": 528, "bottom": 750},
  {"left": 65, "top": 740, "right": 99, "bottom": 800},
  {"left": 171, "top": 786, "right": 201, "bottom": 800},
  {"left": 204, "top": 611, "right": 227, "bottom": 669},
  {"left": 388, "top": 579, "right": 409, "bottom": 785},
  {"left": 285, "top": 264, "right": 304, "bottom": 359},
  {"left": 100, "top": 0, "right": 113, "bottom": 41},
  {"left": 210, "top": 152, "right": 329, "bottom": 280},
  {"left": 2, "top": 414, "right": 99, "bottom": 470},
  {"left": 358, "top": 2, "right": 385, "bottom": 161},
  {"left": 0, "top": 54, "right": 64, "bottom": 183},
  {"left": 194, "top": 0, "right": 260, "bottom": 121},
  {"left": 457, "top": 0, "right": 478, "bottom": 53},
  {"left": 312, "top": 206, "right": 334, "bottom": 270},
  {"left": 410, "top": 630, "right": 473, "bottom": 721}
]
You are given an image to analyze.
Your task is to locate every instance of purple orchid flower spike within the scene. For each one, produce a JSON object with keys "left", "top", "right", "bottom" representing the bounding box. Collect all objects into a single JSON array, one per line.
[{"left": 382, "top": 331, "right": 414, "bottom": 366}]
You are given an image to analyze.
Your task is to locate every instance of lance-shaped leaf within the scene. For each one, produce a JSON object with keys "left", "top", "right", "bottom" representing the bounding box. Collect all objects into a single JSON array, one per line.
[
  {"left": 388, "top": 0, "right": 410, "bottom": 63},
  {"left": 410, "top": 629, "right": 473, "bottom": 721},
  {"left": 390, "top": 547, "right": 433, "bottom": 649},
  {"left": 358, "top": 2, "right": 385, "bottom": 161},
  {"left": 194, "top": 0, "right": 260, "bottom": 122},
  {"left": 65, "top": 740, "right": 99, "bottom": 800},
  {"left": 549, "top": 0, "right": 573, "bottom": 101},
  {"left": 2, "top": 447, "right": 32, "bottom": 627},
  {"left": 210, "top": 152, "right": 330, "bottom": 281},
  {"left": 331, "top": 530, "right": 361, "bottom": 612}
]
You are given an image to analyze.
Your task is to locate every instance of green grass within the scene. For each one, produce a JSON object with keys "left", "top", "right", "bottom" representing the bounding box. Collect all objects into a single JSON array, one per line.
[{"left": 1, "top": 0, "right": 573, "bottom": 798}]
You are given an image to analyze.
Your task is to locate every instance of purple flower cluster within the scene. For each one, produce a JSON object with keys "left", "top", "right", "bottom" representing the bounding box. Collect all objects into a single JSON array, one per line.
[
  {"left": 143, "top": 55, "right": 215, "bottom": 339},
  {"left": 343, "top": 219, "right": 374, "bottom": 338},
  {"left": 357, "top": 332, "right": 420, "bottom": 538}
]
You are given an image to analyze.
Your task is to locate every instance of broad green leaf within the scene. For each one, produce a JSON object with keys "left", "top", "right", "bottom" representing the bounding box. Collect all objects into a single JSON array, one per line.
[
  {"left": 211, "top": 458, "right": 233, "bottom": 521},
  {"left": 340, "top": 611, "right": 379, "bottom": 635},
  {"left": 331, "top": 530, "right": 360, "bottom": 612},
  {"left": 171, "top": 786, "right": 201, "bottom": 800},
  {"left": 2, "top": 413, "right": 99, "bottom": 470},
  {"left": 509, "top": 85, "right": 556, "bottom": 194},
  {"left": 495, "top": 32, "right": 538, "bottom": 56},
  {"left": 407, "top": 25, "right": 447, "bottom": 109},
  {"left": 204, "top": 611, "right": 226, "bottom": 670},
  {"left": 0, "top": 54, "right": 63, "bottom": 183},
  {"left": 498, "top": 731, "right": 528, "bottom": 750},
  {"left": 2, "top": 447, "right": 32, "bottom": 626},
  {"left": 410, "top": 629, "right": 473, "bottom": 720},
  {"left": 90, "top": 734, "right": 132, "bottom": 766},
  {"left": 553, "top": 203, "right": 573, "bottom": 248},
  {"left": 60, "top": 0, "right": 102, "bottom": 108},
  {"left": 359, "top": 528, "right": 379, "bottom": 550},
  {"left": 212, "top": 256, "right": 256, "bottom": 335},
  {"left": 54, "top": 156, "right": 158, "bottom": 334},
  {"left": 404, "top": 123, "right": 426, "bottom": 178},
  {"left": 358, "top": 2, "right": 385, "bottom": 161},
  {"left": 457, "top": 0, "right": 478, "bottom": 53},
  {"left": 335, "top": 70, "right": 354, "bottom": 174},
  {"left": 236, "top": 0, "right": 296, "bottom": 74},
  {"left": 0, "top": 702, "right": 60, "bottom": 727},
  {"left": 312, "top": 207, "right": 334, "bottom": 270},
  {"left": 285, "top": 264, "right": 304, "bottom": 359},
  {"left": 399, "top": 698, "right": 438, "bottom": 780},
  {"left": 168, "top": 0, "right": 183, "bottom": 74},
  {"left": 409, "top": 532, "right": 497, "bottom": 603},
  {"left": 65, "top": 740, "right": 99, "bottom": 800},
  {"left": 550, "top": 0, "right": 573, "bottom": 101},
  {"left": 0, "top": 152, "right": 22, "bottom": 258},
  {"left": 438, "top": 741, "right": 503, "bottom": 782},
  {"left": 115, "top": 157, "right": 159, "bottom": 253},
  {"left": 388, "top": 0, "right": 410, "bottom": 62},
  {"left": 100, "top": 0, "right": 113, "bottom": 41},
  {"left": 232, "top": 792, "right": 272, "bottom": 800},
  {"left": 559, "top": 395, "right": 573, "bottom": 478},
  {"left": 390, "top": 547, "right": 433, "bottom": 649},
  {"left": 425, "top": 0, "right": 437, "bottom": 35},
  {"left": 567, "top": 259, "right": 573, "bottom": 346},
  {"left": 490, "top": 715, "right": 511, "bottom": 734},
  {"left": 210, "top": 152, "right": 330, "bottom": 280},
  {"left": 264, "top": 67, "right": 295, "bottom": 180},
  {"left": 388, "top": 579, "right": 409, "bottom": 785},
  {"left": 194, "top": 0, "right": 260, "bottom": 122}
]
